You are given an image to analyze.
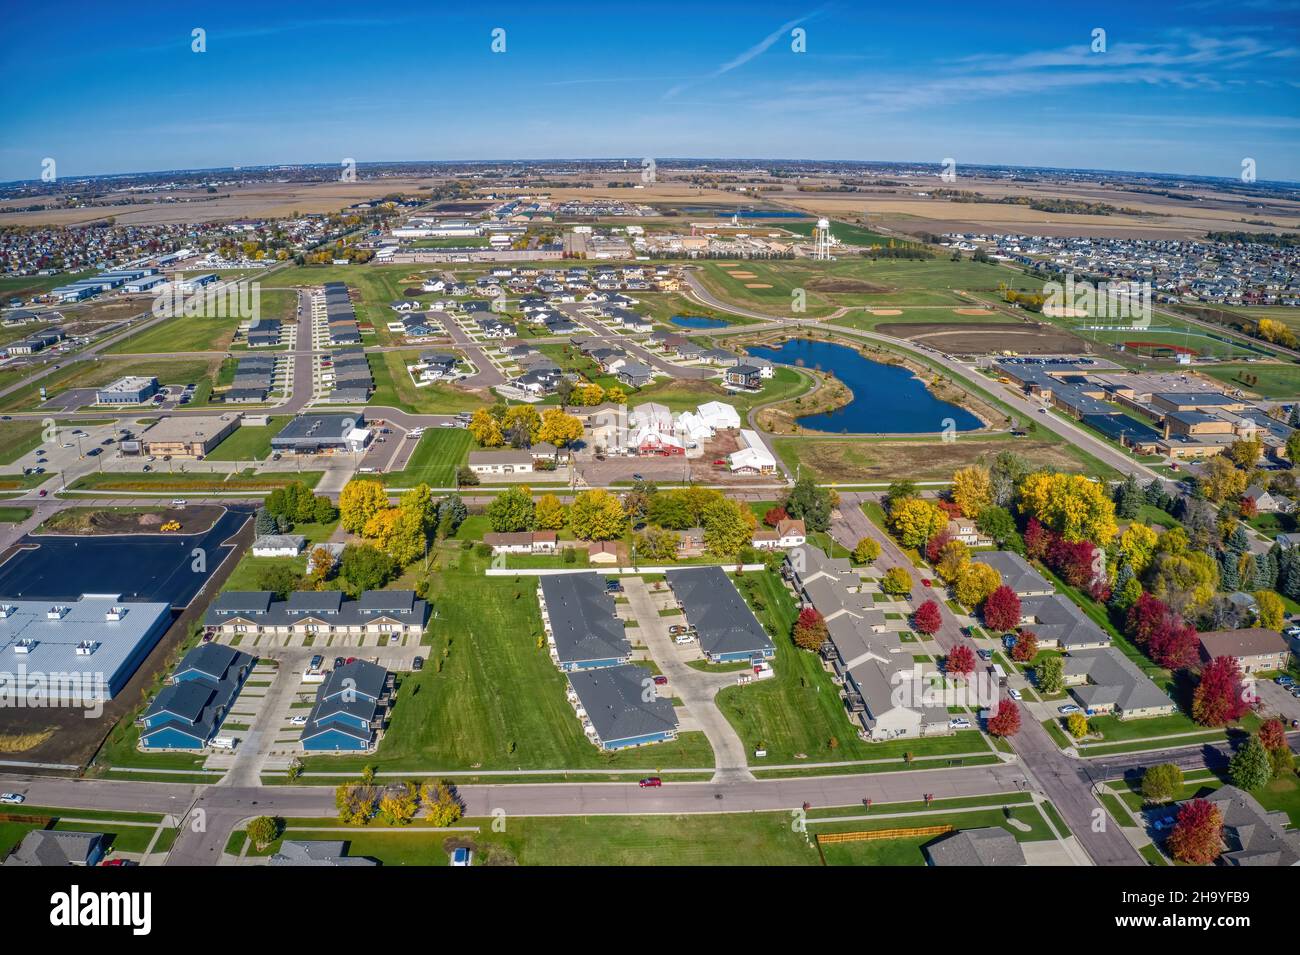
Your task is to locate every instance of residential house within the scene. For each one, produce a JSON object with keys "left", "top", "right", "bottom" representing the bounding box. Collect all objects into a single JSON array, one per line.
[
  {"left": 925, "top": 828, "right": 1026, "bottom": 866},
  {"left": 1061, "top": 647, "right": 1176, "bottom": 719},
  {"left": 139, "top": 643, "right": 254, "bottom": 749},
  {"left": 3, "top": 831, "right": 107, "bottom": 867},
  {"left": 300, "top": 659, "right": 392, "bottom": 752},
  {"left": 664, "top": 566, "right": 775, "bottom": 663},
  {"left": 752, "top": 518, "right": 807, "bottom": 551},
  {"left": 538, "top": 572, "right": 630, "bottom": 670},
  {"left": 1198, "top": 628, "right": 1291, "bottom": 675}
]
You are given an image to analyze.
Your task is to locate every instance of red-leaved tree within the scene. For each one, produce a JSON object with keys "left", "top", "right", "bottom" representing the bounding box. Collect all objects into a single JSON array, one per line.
[
  {"left": 1166, "top": 799, "right": 1223, "bottom": 865},
  {"left": 945, "top": 643, "right": 975, "bottom": 678},
  {"left": 912, "top": 599, "right": 942, "bottom": 635},
  {"left": 792, "top": 607, "right": 829, "bottom": 651},
  {"left": 925, "top": 530, "right": 953, "bottom": 565},
  {"left": 1191, "top": 656, "right": 1251, "bottom": 727},
  {"left": 987, "top": 699, "right": 1021, "bottom": 737},
  {"left": 1047, "top": 537, "right": 1099, "bottom": 589},
  {"left": 1011, "top": 629, "right": 1039, "bottom": 663},
  {"left": 982, "top": 585, "right": 1022, "bottom": 632},
  {"left": 1126, "top": 592, "right": 1170, "bottom": 649},
  {"left": 1147, "top": 615, "right": 1200, "bottom": 671},
  {"left": 763, "top": 506, "right": 788, "bottom": 528},
  {"left": 1259, "top": 717, "right": 1287, "bottom": 753},
  {"left": 1023, "top": 517, "right": 1050, "bottom": 561}
]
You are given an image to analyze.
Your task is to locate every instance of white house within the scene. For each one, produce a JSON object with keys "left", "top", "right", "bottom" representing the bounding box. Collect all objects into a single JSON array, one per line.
[
  {"left": 252, "top": 534, "right": 307, "bottom": 558},
  {"left": 728, "top": 430, "right": 777, "bottom": 474},
  {"left": 698, "top": 401, "right": 741, "bottom": 430}
]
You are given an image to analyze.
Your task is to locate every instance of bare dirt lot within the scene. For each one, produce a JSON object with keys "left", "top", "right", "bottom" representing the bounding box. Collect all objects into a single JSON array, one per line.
[
  {"left": 875, "top": 320, "right": 1092, "bottom": 355},
  {"left": 36, "top": 505, "right": 223, "bottom": 536}
]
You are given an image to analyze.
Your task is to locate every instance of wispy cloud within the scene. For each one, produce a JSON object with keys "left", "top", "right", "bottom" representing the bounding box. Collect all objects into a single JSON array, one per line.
[{"left": 664, "top": 8, "right": 826, "bottom": 99}]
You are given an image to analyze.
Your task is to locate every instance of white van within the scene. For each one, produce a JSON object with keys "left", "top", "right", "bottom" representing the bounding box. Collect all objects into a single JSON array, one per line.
[{"left": 210, "top": 736, "right": 236, "bottom": 750}]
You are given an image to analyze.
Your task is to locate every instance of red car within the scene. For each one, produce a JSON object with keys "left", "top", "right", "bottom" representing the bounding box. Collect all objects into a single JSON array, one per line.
[
  {"left": 921, "top": 578, "right": 932, "bottom": 587},
  {"left": 100, "top": 858, "right": 133, "bottom": 867},
  {"left": 638, "top": 777, "right": 662, "bottom": 788},
  {"left": 652, "top": 675, "right": 668, "bottom": 686}
]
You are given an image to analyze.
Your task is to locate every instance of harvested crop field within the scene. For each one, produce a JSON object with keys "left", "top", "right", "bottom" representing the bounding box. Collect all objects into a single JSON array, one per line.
[
  {"left": 776, "top": 436, "right": 1100, "bottom": 482},
  {"left": 874, "top": 321, "right": 1091, "bottom": 355}
]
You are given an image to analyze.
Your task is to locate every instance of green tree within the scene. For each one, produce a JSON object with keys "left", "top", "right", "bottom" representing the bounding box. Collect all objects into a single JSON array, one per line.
[
  {"left": 1140, "top": 763, "right": 1184, "bottom": 804},
  {"left": 782, "top": 478, "right": 833, "bottom": 532},
  {"left": 1035, "top": 655, "right": 1064, "bottom": 695},
  {"left": 256, "top": 564, "right": 300, "bottom": 600},
  {"left": 339, "top": 543, "right": 398, "bottom": 593},
  {"left": 245, "top": 815, "right": 282, "bottom": 851},
  {"left": 880, "top": 566, "right": 912, "bottom": 596},
  {"left": 1229, "top": 735, "right": 1274, "bottom": 791},
  {"left": 486, "top": 486, "right": 536, "bottom": 533}
]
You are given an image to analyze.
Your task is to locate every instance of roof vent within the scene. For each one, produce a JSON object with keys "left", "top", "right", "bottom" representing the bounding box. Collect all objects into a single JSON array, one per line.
[
  {"left": 75, "top": 641, "right": 97, "bottom": 656},
  {"left": 13, "top": 639, "right": 36, "bottom": 654},
  {"left": 0, "top": 605, "right": 14, "bottom": 619},
  {"left": 105, "top": 606, "right": 127, "bottom": 622},
  {"left": 47, "top": 605, "right": 69, "bottom": 620}
]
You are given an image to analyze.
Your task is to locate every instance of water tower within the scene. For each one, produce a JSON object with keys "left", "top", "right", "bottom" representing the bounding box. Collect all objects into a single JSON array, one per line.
[{"left": 813, "top": 217, "right": 833, "bottom": 260}]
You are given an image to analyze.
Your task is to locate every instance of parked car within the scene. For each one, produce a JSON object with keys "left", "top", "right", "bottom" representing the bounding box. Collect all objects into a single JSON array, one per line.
[
  {"left": 171, "top": 499, "right": 187, "bottom": 507},
  {"left": 309, "top": 655, "right": 323, "bottom": 670},
  {"left": 976, "top": 649, "right": 992, "bottom": 662},
  {"left": 334, "top": 657, "right": 344, "bottom": 670},
  {"left": 1058, "top": 704, "right": 1082, "bottom": 715},
  {"left": 632, "top": 473, "right": 644, "bottom": 481},
  {"left": 605, "top": 578, "right": 623, "bottom": 593},
  {"left": 37, "top": 489, "right": 47, "bottom": 497},
  {"left": 652, "top": 675, "right": 668, "bottom": 686},
  {"left": 412, "top": 656, "right": 424, "bottom": 671},
  {"left": 638, "top": 777, "right": 662, "bottom": 788},
  {"left": 289, "top": 715, "right": 308, "bottom": 726},
  {"left": 949, "top": 718, "right": 972, "bottom": 730},
  {"left": 1008, "top": 688, "right": 1023, "bottom": 701},
  {"left": 668, "top": 625, "right": 694, "bottom": 636},
  {"left": 921, "top": 578, "right": 932, "bottom": 587},
  {"left": 0, "top": 793, "right": 24, "bottom": 804},
  {"left": 99, "top": 858, "right": 135, "bottom": 867}
]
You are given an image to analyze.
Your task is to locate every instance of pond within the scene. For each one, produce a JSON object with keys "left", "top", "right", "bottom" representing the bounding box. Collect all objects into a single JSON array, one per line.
[
  {"left": 744, "top": 338, "right": 982, "bottom": 434},
  {"left": 670, "top": 315, "right": 729, "bottom": 330}
]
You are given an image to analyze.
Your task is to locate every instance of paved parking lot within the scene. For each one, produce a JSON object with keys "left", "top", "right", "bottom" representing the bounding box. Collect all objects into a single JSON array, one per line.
[{"left": 1255, "top": 677, "right": 1300, "bottom": 724}]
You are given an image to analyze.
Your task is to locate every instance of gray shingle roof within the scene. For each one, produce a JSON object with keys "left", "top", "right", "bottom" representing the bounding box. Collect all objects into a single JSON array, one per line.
[
  {"left": 925, "top": 827, "right": 1026, "bottom": 866},
  {"left": 664, "top": 566, "right": 774, "bottom": 659},
  {"left": 539, "top": 572, "right": 629, "bottom": 665},
  {"left": 568, "top": 664, "right": 678, "bottom": 745}
]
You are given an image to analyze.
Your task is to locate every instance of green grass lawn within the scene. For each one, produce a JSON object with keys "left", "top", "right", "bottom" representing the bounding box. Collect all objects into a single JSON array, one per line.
[
  {"left": 0, "top": 355, "right": 221, "bottom": 412},
  {"left": 367, "top": 350, "right": 487, "bottom": 415},
  {"left": 815, "top": 803, "right": 1056, "bottom": 865},
  {"left": 298, "top": 547, "right": 715, "bottom": 773},
  {"left": 1200, "top": 362, "right": 1300, "bottom": 399},
  {"left": 0, "top": 418, "right": 44, "bottom": 464},
  {"left": 67, "top": 468, "right": 323, "bottom": 493},
  {"left": 714, "top": 570, "right": 990, "bottom": 764},
  {"left": 381, "top": 428, "right": 473, "bottom": 487},
  {"left": 204, "top": 416, "right": 292, "bottom": 461}
]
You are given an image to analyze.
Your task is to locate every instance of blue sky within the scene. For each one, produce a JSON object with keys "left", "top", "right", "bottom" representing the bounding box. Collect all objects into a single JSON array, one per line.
[{"left": 2, "top": 0, "right": 1298, "bottom": 182}]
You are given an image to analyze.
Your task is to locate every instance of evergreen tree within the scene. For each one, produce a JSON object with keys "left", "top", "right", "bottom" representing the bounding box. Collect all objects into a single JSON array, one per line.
[
  {"left": 1109, "top": 562, "right": 1136, "bottom": 610},
  {"left": 1115, "top": 474, "right": 1143, "bottom": 519}
]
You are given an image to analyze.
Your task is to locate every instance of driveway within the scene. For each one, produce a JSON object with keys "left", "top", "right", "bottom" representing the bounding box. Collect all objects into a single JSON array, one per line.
[{"left": 622, "top": 576, "right": 753, "bottom": 782}]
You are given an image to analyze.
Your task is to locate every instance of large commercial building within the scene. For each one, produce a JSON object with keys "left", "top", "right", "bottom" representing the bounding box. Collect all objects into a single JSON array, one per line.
[
  {"left": 0, "top": 594, "right": 172, "bottom": 703},
  {"left": 270, "top": 412, "right": 370, "bottom": 454},
  {"left": 96, "top": 375, "right": 158, "bottom": 405},
  {"left": 140, "top": 414, "right": 239, "bottom": 458}
]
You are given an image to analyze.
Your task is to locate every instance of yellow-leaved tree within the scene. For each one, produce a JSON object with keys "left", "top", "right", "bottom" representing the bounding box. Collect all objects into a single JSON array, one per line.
[
  {"left": 468, "top": 408, "right": 504, "bottom": 447},
  {"left": 1017, "top": 471, "right": 1117, "bottom": 545},
  {"left": 955, "top": 561, "right": 1001, "bottom": 608},
  {"left": 339, "top": 479, "right": 389, "bottom": 533},
  {"left": 888, "top": 497, "right": 947, "bottom": 550},
  {"left": 950, "top": 465, "right": 992, "bottom": 518}
]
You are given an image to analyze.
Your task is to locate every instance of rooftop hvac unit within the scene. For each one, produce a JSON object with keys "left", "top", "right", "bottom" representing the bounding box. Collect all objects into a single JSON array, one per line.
[
  {"left": 13, "top": 639, "right": 35, "bottom": 654},
  {"left": 0, "top": 605, "right": 14, "bottom": 619},
  {"left": 75, "top": 641, "right": 98, "bottom": 656},
  {"left": 105, "top": 606, "right": 127, "bottom": 621},
  {"left": 47, "top": 605, "right": 69, "bottom": 620}
]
